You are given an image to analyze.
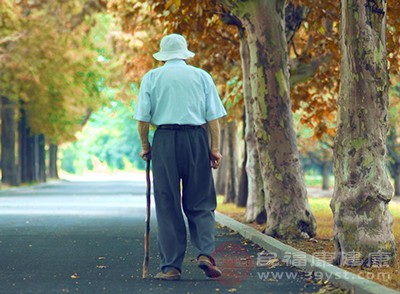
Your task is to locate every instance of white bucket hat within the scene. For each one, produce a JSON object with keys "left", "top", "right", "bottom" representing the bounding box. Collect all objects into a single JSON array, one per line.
[{"left": 153, "top": 34, "right": 195, "bottom": 61}]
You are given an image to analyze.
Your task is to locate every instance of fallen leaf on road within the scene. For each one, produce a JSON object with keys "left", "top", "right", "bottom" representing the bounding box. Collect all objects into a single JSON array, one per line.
[
  {"left": 70, "top": 273, "right": 80, "bottom": 279},
  {"left": 258, "top": 258, "right": 280, "bottom": 267}
]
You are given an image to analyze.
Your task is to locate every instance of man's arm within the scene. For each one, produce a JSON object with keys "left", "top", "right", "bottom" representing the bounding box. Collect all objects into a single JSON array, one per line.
[
  {"left": 208, "top": 119, "right": 223, "bottom": 169},
  {"left": 138, "top": 121, "right": 151, "bottom": 161}
]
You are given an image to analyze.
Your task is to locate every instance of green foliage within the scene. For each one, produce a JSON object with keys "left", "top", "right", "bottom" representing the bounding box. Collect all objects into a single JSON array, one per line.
[
  {"left": 0, "top": 0, "right": 21, "bottom": 38},
  {"left": 61, "top": 145, "right": 78, "bottom": 174},
  {"left": 222, "top": 75, "right": 243, "bottom": 119},
  {"left": 59, "top": 91, "right": 152, "bottom": 174}
]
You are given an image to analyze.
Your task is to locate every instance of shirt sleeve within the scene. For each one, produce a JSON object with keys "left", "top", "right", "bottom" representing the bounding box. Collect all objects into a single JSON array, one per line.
[
  {"left": 205, "top": 74, "right": 227, "bottom": 121},
  {"left": 133, "top": 73, "right": 152, "bottom": 122}
]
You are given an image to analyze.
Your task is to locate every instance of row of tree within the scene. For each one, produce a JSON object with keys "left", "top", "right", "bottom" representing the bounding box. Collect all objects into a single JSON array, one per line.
[
  {"left": 0, "top": 1, "right": 124, "bottom": 185},
  {"left": 109, "top": 0, "right": 399, "bottom": 267}
]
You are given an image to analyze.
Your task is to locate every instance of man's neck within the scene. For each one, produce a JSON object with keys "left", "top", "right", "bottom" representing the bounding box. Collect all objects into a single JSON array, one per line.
[{"left": 164, "top": 59, "right": 186, "bottom": 65}]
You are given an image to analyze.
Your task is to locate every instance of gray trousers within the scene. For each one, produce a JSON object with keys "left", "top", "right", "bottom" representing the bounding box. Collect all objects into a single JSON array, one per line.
[{"left": 152, "top": 126, "right": 217, "bottom": 272}]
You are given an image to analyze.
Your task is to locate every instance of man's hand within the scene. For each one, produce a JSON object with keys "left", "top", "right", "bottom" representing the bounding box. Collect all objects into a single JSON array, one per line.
[
  {"left": 211, "top": 150, "right": 222, "bottom": 169},
  {"left": 138, "top": 121, "right": 151, "bottom": 161},
  {"left": 140, "top": 147, "right": 152, "bottom": 161},
  {"left": 208, "top": 119, "right": 222, "bottom": 169}
]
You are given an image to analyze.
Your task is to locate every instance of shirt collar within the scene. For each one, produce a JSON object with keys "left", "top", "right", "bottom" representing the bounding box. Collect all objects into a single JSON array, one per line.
[{"left": 164, "top": 59, "right": 187, "bottom": 67}]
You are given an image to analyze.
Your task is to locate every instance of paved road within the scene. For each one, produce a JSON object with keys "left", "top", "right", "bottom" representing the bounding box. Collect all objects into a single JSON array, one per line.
[{"left": 0, "top": 180, "right": 333, "bottom": 294}]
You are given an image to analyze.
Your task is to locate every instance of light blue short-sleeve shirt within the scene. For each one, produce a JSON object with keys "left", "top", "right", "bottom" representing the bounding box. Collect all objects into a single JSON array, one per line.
[{"left": 133, "top": 59, "right": 227, "bottom": 126}]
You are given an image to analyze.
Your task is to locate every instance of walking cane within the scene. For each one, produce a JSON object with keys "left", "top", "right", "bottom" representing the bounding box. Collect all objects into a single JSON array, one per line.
[{"left": 142, "top": 159, "right": 151, "bottom": 279}]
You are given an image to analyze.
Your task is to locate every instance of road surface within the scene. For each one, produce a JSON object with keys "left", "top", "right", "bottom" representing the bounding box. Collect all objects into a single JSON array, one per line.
[{"left": 0, "top": 180, "right": 336, "bottom": 293}]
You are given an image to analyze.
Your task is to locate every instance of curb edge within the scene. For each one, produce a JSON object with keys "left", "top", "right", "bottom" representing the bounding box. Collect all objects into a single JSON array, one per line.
[{"left": 215, "top": 211, "right": 399, "bottom": 294}]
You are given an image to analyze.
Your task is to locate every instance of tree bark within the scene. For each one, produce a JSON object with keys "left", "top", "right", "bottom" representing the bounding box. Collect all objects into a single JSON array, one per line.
[
  {"left": 1, "top": 97, "right": 18, "bottom": 186},
  {"left": 38, "top": 134, "right": 46, "bottom": 182},
  {"left": 236, "top": 27, "right": 266, "bottom": 222},
  {"left": 49, "top": 144, "right": 59, "bottom": 179},
  {"left": 215, "top": 119, "right": 227, "bottom": 195},
  {"left": 224, "top": 120, "right": 239, "bottom": 203},
  {"left": 227, "top": 0, "right": 316, "bottom": 239},
  {"left": 19, "top": 107, "right": 30, "bottom": 183},
  {"left": 28, "top": 135, "right": 38, "bottom": 182},
  {"left": 19, "top": 107, "right": 39, "bottom": 183},
  {"left": 33, "top": 135, "right": 40, "bottom": 182},
  {"left": 237, "top": 109, "right": 248, "bottom": 207},
  {"left": 331, "top": 0, "right": 396, "bottom": 266}
]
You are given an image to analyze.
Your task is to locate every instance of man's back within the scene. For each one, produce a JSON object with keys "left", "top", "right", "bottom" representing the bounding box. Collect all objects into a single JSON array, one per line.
[{"left": 136, "top": 59, "right": 223, "bottom": 126}]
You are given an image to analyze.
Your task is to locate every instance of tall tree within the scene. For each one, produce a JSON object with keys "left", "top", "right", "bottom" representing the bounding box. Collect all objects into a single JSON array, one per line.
[
  {"left": 222, "top": 0, "right": 316, "bottom": 239},
  {"left": 215, "top": 121, "right": 228, "bottom": 195},
  {"left": 38, "top": 134, "right": 46, "bottom": 182},
  {"left": 331, "top": 0, "right": 396, "bottom": 265},
  {"left": 224, "top": 119, "right": 239, "bottom": 203},
  {"left": 1, "top": 97, "right": 18, "bottom": 186},
  {"left": 237, "top": 26, "right": 265, "bottom": 222},
  {"left": 18, "top": 107, "right": 31, "bottom": 183},
  {"left": 48, "top": 144, "right": 59, "bottom": 179}
]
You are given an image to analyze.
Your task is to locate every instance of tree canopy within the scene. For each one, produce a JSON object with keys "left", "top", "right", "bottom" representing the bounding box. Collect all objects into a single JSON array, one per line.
[
  {"left": 0, "top": 0, "right": 112, "bottom": 143},
  {"left": 109, "top": 0, "right": 400, "bottom": 138}
]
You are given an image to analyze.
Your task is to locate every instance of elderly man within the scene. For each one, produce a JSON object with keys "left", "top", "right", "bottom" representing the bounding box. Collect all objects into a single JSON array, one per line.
[{"left": 134, "top": 34, "right": 226, "bottom": 280}]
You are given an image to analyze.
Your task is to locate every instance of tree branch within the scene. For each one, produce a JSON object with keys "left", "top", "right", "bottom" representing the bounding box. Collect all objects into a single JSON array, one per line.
[
  {"left": 289, "top": 54, "right": 332, "bottom": 87},
  {"left": 285, "top": 2, "right": 309, "bottom": 44}
]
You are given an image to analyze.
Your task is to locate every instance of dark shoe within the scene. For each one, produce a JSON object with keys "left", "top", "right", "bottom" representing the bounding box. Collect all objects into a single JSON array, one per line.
[
  {"left": 197, "top": 255, "right": 222, "bottom": 278},
  {"left": 154, "top": 268, "right": 181, "bottom": 280}
]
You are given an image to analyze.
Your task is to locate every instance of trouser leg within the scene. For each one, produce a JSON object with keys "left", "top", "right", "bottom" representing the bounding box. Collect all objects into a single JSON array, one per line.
[
  {"left": 152, "top": 129, "right": 186, "bottom": 272},
  {"left": 179, "top": 128, "right": 217, "bottom": 257}
]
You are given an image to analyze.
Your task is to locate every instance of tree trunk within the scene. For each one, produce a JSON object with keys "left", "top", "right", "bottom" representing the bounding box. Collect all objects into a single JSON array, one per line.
[
  {"left": 237, "top": 147, "right": 248, "bottom": 207},
  {"left": 394, "top": 167, "right": 400, "bottom": 197},
  {"left": 331, "top": 0, "right": 396, "bottom": 266},
  {"left": 1, "top": 97, "right": 18, "bottom": 186},
  {"left": 38, "top": 134, "right": 46, "bottom": 182},
  {"left": 33, "top": 135, "right": 40, "bottom": 182},
  {"left": 49, "top": 144, "right": 59, "bottom": 179},
  {"left": 224, "top": 120, "right": 238, "bottom": 203},
  {"left": 28, "top": 135, "right": 37, "bottom": 182},
  {"left": 236, "top": 28, "right": 266, "bottom": 222},
  {"left": 215, "top": 119, "right": 227, "bottom": 195},
  {"left": 19, "top": 107, "right": 30, "bottom": 183},
  {"left": 321, "top": 161, "right": 331, "bottom": 190},
  {"left": 19, "top": 107, "right": 39, "bottom": 183},
  {"left": 237, "top": 109, "right": 248, "bottom": 207},
  {"left": 229, "top": 0, "right": 316, "bottom": 239}
]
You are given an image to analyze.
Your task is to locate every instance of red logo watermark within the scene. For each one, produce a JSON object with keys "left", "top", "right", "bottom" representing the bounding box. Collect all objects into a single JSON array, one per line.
[{"left": 213, "top": 242, "right": 254, "bottom": 286}]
